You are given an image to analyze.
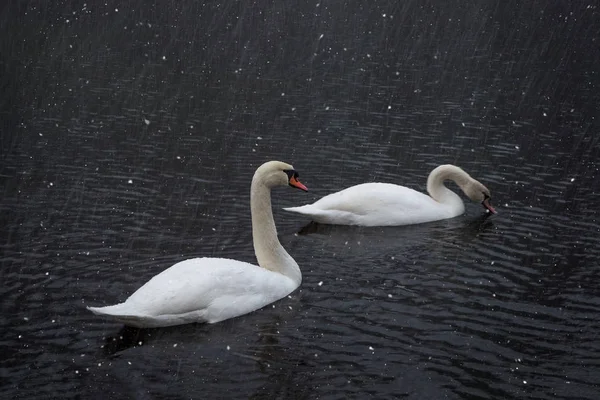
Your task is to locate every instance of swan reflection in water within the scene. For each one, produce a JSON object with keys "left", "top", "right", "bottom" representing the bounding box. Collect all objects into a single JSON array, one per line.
[
  {"left": 97, "top": 303, "right": 315, "bottom": 399},
  {"left": 297, "top": 212, "right": 495, "bottom": 242}
]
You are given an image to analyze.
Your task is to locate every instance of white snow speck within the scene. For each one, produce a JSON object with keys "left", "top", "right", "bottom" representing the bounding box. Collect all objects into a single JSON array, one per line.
[
  {"left": 226, "top": 345, "right": 230, "bottom": 350},
  {"left": 173, "top": 343, "right": 178, "bottom": 347},
  {"left": 462, "top": 122, "right": 466, "bottom": 127},
  {"left": 543, "top": 112, "right": 547, "bottom": 117},
  {"left": 515, "top": 145, "right": 520, "bottom": 150},
  {"left": 143, "top": 118, "right": 150, "bottom": 125},
  {"left": 319, "top": 34, "right": 324, "bottom": 40},
  {"left": 128, "top": 179, "right": 133, "bottom": 184},
  {"left": 369, "top": 346, "right": 374, "bottom": 351},
  {"left": 257, "top": 136, "right": 262, "bottom": 140},
  {"left": 318, "top": 281, "right": 323, "bottom": 286},
  {"left": 162, "top": 56, "right": 166, "bottom": 60},
  {"left": 24, "top": 317, "right": 29, "bottom": 321},
  {"left": 115, "top": 8, "right": 118, "bottom": 12},
  {"left": 523, "top": 380, "right": 527, "bottom": 384},
  {"left": 570, "top": 178, "right": 575, "bottom": 182},
  {"left": 387, "top": 105, "right": 392, "bottom": 110},
  {"left": 387, "top": 294, "right": 392, "bottom": 298}
]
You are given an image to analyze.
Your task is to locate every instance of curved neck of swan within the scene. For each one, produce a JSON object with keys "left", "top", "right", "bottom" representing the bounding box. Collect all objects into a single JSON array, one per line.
[
  {"left": 426, "top": 165, "right": 471, "bottom": 209},
  {"left": 250, "top": 178, "right": 301, "bottom": 285}
]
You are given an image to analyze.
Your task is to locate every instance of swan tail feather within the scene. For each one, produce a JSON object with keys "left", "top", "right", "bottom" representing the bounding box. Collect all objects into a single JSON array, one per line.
[
  {"left": 283, "top": 205, "right": 316, "bottom": 215},
  {"left": 284, "top": 205, "right": 359, "bottom": 225},
  {"left": 87, "top": 303, "right": 132, "bottom": 316},
  {"left": 87, "top": 304, "right": 211, "bottom": 328},
  {"left": 87, "top": 304, "right": 151, "bottom": 327}
]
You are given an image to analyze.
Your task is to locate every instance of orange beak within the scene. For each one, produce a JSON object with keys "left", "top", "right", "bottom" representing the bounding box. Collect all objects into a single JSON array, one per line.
[
  {"left": 482, "top": 198, "right": 497, "bottom": 214},
  {"left": 289, "top": 176, "right": 308, "bottom": 192}
]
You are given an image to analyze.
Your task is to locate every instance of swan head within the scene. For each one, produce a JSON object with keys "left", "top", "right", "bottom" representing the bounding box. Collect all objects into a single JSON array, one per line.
[
  {"left": 464, "top": 180, "right": 496, "bottom": 214},
  {"left": 254, "top": 161, "right": 308, "bottom": 191}
]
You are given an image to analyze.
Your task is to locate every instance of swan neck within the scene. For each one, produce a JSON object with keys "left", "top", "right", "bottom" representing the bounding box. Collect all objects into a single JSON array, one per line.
[
  {"left": 426, "top": 165, "right": 470, "bottom": 204},
  {"left": 250, "top": 178, "right": 301, "bottom": 285}
]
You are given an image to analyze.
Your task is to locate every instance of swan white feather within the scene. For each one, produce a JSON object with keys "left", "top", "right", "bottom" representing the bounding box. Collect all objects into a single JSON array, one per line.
[
  {"left": 284, "top": 164, "right": 495, "bottom": 227},
  {"left": 88, "top": 161, "right": 308, "bottom": 328}
]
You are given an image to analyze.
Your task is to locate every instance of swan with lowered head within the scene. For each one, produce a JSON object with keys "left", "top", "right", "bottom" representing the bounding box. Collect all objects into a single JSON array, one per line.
[
  {"left": 284, "top": 164, "right": 495, "bottom": 227},
  {"left": 87, "top": 161, "right": 308, "bottom": 328}
]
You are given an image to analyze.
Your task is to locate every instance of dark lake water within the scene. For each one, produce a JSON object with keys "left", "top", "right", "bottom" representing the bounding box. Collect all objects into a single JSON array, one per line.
[{"left": 2, "top": 0, "right": 599, "bottom": 399}]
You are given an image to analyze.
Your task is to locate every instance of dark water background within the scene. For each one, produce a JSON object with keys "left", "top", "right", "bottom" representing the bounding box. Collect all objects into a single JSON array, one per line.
[{"left": 1, "top": 0, "right": 599, "bottom": 399}]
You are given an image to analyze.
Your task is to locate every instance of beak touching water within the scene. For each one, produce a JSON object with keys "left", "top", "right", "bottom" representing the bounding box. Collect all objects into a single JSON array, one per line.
[
  {"left": 289, "top": 175, "right": 308, "bottom": 192},
  {"left": 482, "top": 197, "right": 497, "bottom": 214}
]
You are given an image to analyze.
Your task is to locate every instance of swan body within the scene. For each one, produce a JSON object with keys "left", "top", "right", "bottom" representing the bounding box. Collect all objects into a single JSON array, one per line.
[
  {"left": 88, "top": 258, "right": 297, "bottom": 327},
  {"left": 284, "top": 164, "right": 495, "bottom": 227},
  {"left": 285, "top": 182, "right": 461, "bottom": 227},
  {"left": 88, "top": 161, "right": 308, "bottom": 328}
]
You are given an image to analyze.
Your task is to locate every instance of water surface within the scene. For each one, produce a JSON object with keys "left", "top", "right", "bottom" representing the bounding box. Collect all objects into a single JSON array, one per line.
[{"left": 1, "top": 1, "right": 599, "bottom": 399}]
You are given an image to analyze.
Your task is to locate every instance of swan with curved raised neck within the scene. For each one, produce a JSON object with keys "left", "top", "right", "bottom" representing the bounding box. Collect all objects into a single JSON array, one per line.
[
  {"left": 87, "top": 161, "right": 308, "bottom": 328},
  {"left": 284, "top": 164, "right": 495, "bottom": 227}
]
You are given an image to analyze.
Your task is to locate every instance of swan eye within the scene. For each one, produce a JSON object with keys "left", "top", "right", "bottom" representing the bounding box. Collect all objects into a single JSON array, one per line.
[
  {"left": 483, "top": 192, "right": 490, "bottom": 200},
  {"left": 283, "top": 169, "right": 298, "bottom": 180}
]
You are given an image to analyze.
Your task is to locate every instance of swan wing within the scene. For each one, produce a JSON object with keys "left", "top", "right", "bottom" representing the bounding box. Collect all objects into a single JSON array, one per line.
[{"left": 285, "top": 183, "right": 453, "bottom": 226}]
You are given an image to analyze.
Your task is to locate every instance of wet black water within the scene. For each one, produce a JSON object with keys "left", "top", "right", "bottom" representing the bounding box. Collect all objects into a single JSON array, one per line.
[{"left": 2, "top": 0, "right": 599, "bottom": 399}]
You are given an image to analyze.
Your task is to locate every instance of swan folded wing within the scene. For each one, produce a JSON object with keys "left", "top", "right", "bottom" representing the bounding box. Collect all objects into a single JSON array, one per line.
[
  {"left": 306, "top": 183, "right": 442, "bottom": 225},
  {"left": 123, "top": 257, "right": 297, "bottom": 323}
]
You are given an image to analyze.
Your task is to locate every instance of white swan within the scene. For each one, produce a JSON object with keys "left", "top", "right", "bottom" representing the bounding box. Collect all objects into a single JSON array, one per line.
[
  {"left": 87, "top": 161, "right": 308, "bottom": 328},
  {"left": 284, "top": 164, "right": 496, "bottom": 227}
]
